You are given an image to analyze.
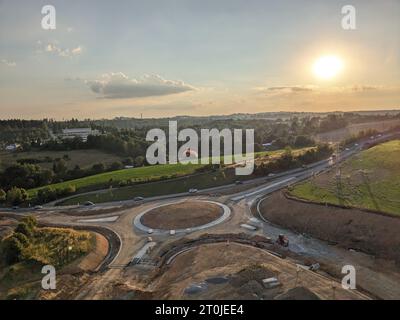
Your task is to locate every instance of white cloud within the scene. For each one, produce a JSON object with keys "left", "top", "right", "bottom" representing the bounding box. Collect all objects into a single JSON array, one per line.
[
  {"left": 1, "top": 59, "right": 16, "bottom": 67},
  {"left": 86, "top": 72, "right": 195, "bottom": 99},
  {"left": 40, "top": 41, "right": 83, "bottom": 58},
  {"left": 71, "top": 46, "right": 82, "bottom": 55},
  {"left": 255, "top": 84, "right": 399, "bottom": 96}
]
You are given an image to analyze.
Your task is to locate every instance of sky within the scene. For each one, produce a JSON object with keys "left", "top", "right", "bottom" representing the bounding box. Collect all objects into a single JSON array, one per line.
[{"left": 0, "top": 0, "right": 399, "bottom": 119}]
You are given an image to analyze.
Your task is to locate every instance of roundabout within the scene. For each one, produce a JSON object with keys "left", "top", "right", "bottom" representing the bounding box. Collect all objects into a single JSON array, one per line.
[{"left": 133, "top": 200, "right": 231, "bottom": 235}]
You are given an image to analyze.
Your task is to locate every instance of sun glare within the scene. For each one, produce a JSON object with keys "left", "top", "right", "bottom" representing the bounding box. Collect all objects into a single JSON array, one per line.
[{"left": 313, "top": 55, "right": 344, "bottom": 80}]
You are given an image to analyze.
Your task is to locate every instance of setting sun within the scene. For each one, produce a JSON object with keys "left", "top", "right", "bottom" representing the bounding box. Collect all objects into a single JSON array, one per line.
[{"left": 313, "top": 55, "right": 344, "bottom": 80}]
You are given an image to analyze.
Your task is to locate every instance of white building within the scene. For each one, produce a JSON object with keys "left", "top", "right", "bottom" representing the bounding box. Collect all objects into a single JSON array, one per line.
[{"left": 58, "top": 128, "right": 100, "bottom": 142}]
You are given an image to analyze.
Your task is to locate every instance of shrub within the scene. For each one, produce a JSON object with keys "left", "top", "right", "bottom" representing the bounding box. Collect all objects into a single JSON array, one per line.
[
  {"left": 0, "top": 189, "right": 6, "bottom": 202},
  {"left": 6, "top": 187, "right": 29, "bottom": 206}
]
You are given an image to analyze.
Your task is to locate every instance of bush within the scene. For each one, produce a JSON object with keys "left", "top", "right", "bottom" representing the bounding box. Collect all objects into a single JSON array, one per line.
[
  {"left": 20, "top": 216, "right": 37, "bottom": 231},
  {"left": 109, "top": 161, "right": 123, "bottom": 171},
  {"left": 15, "top": 223, "right": 33, "bottom": 238},
  {"left": 6, "top": 187, "right": 29, "bottom": 206},
  {"left": 37, "top": 187, "right": 57, "bottom": 204},
  {"left": 134, "top": 156, "right": 145, "bottom": 167},
  {"left": 13, "top": 216, "right": 37, "bottom": 239},
  {"left": 0, "top": 189, "right": 6, "bottom": 202},
  {"left": 2, "top": 236, "right": 25, "bottom": 264}
]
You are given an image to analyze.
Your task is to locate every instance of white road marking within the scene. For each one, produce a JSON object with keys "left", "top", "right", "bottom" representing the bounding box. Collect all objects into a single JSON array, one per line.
[
  {"left": 231, "top": 176, "right": 296, "bottom": 201},
  {"left": 78, "top": 216, "right": 119, "bottom": 223}
]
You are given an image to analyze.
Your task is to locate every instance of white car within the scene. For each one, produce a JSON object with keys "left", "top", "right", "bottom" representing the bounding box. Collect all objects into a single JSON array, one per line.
[{"left": 189, "top": 188, "right": 198, "bottom": 193}]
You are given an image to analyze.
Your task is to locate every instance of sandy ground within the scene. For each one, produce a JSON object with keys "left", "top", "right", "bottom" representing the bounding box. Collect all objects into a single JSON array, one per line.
[
  {"left": 0, "top": 217, "right": 18, "bottom": 239},
  {"left": 259, "top": 191, "right": 400, "bottom": 299},
  {"left": 65, "top": 233, "right": 108, "bottom": 272},
  {"left": 150, "top": 242, "right": 367, "bottom": 300},
  {"left": 141, "top": 201, "right": 223, "bottom": 229},
  {"left": 260, "top": 191, "right": 400, "bottom": 262}
]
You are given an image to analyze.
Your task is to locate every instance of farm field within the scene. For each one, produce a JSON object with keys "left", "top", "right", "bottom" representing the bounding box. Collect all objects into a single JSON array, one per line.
[
  {"left": 55, "top": 146, "right": 316, "bottom": 205},
  {"left": 314, "top": 119, "right": 400, "bottom": 143},
  {"left": 56, "top": 169, "right": 242, "bottom": 205},
  {"left": 290, "top": 140, "right": 400, "bottom": 216},
  {"left": 29, "top": 162, "right": 205, "bottom": 197},
  {"left": 29, "top": 146, "right": 314, "bottom": 201},
  {"left": 0, "top": 149, "right": 124, "bottom": 171}
]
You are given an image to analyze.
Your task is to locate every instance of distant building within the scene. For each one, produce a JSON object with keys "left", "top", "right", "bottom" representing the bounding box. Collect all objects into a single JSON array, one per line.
[
  {"left": 5, "top": 143, "right": 21, "bottom": 152},
  {"left": 58, "top": 128, "right": 100, "bottom": 142}
]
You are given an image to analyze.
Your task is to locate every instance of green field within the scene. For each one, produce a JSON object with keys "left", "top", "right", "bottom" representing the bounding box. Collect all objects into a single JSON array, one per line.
[
  {"left": 28, "top": 162, "right": 204, "bottom": 197},
  {"left": 290, "top": 140, "right": 400, "bottom": 216},
  {"left": 27, "top": 146, "right": 313, "bottom": 202},
  {"left": 57, "top": 168, "right": 247, "bottom": 205},
  {"left": 57, "top": 147, "right": 316, "bottom": 205},
  {"left": 0, "top": 149, "right": 124, "bottom": 171}
]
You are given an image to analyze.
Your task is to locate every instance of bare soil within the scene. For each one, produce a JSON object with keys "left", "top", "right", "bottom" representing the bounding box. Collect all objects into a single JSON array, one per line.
[
  {"left": 259, "top": 191, "right": 400, "bottom": 262},
  {"left": 141, "top": 201, "right": 223, "bottom": 229},
  {"left": 151, "top": 242, "right": 366, "bottom": 300},
  {"left": 62, "top": 233, "right": 109, "bottom": 273}
]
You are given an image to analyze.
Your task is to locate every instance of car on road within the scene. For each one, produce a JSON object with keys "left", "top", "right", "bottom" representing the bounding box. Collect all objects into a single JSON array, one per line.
[
  {"left": 134, "top": 196, "right": 144, "bottom": 201},
  {"left": 34, "top": 205, "right": 43, "bottom": 210},
  {"left": 235, "top": 180, "right": 244, "bottom": 185},
  {"left": 12, "top": 206, "right": 19, "bottom": 210},
  {"left": 83, "top": 201, "right": 95, "bottom": 206},
  {"left": 147, "top": 229, "right": 154, "bottom": 234},
  {"left": 189, "top": 188, "right": 198, "bottom": 193}
]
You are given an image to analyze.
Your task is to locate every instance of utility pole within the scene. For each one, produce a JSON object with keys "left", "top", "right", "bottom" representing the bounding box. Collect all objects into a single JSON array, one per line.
[{"left": 332, "top": 282, "right": 337, "bottom": 300}]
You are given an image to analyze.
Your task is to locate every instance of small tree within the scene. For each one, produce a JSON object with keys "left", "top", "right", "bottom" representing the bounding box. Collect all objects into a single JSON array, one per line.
[
  {"left": 134, "top": 156, "right": 145, "bottom": 167},
  {"left": 2, "top": 236, "right": 25, "bottom": 264},
  {"left": 6, "top": 187, "right": 24, "bottom": 206},
  {"left": 0, "top": 189, "right": 6, "bottom": 203},
  {"left": 109, "top": 161, "right": 123, "bottom": 171},
  {"left": 21, "top": 216, "right": 37, "bottom": 231}
]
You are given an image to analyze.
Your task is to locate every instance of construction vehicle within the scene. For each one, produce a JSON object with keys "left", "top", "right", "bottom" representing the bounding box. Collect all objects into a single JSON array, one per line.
[{"left": 276, "top": 234, "right": 289, "bottom": 247}]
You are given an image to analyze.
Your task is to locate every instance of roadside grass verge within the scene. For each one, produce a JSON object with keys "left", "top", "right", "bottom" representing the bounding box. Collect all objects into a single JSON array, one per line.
[
  {"left": 56, "top": 169, "right": 243, "bottom": 205},
  {"left": 290, "top": 140, "right": 400, "bottom": 216}
]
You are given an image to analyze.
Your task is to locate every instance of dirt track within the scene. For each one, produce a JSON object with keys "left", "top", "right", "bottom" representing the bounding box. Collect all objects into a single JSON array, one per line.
[
  {"left": 141, "top": 201, "right": 223, "bottom": 229},
  {"left": 259, "top": 191, "right": 400, "bottom": 263}
]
